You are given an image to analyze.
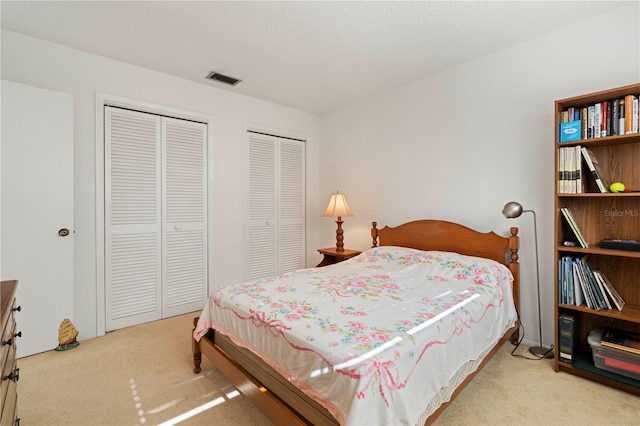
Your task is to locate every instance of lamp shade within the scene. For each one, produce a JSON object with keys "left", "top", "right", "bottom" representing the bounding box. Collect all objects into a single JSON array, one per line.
[
  {"left": 502, "top": 201, "right": 524, "bottom": 219},
  {"left": 322, "top": 192, "right": 353, "bottom": 218}
]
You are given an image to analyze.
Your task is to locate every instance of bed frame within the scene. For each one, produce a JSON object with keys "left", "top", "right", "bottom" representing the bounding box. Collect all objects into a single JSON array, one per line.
[{"left": 192, "top": 220, "right": 520, "bottom": 425}]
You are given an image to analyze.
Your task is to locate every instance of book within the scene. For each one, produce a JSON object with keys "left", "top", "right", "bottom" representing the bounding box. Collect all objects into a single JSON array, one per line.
[
  {"left": 560, "top": 257, "right": 572, "bottom": 304},
  {"left": 581, "top": 147, "right": 609, "bottom": 193},
  {"left": 601, "top": 327, "right": 640, "bottom": 356},
  {"left": 612, "top": 98, "right": 620, "bottom": 136},
  {"left": 559, "top": 256, "right": 573, "bottom": 305},
  {"left": 594, "top": 103, "right": 602, "bottom": 138},
  {"left": 607, "top": 100, "right": 613, "bottom": 136},
  {"left": 601, "top": 100, "right": 608, "bottom": 137},
  {"left": 571, "top": 260, "right": 584, "bottom": 307},
  {"left": 558, "top": 147, "right": 565, "bottom": 193},
  {"left": 567, "top": 147, "right": 575, "bottom": 193},
  {"left": 633, "top": 96, "right": 639, "bottom": 133},
  {"left": 567, "top": 258, "right": 574, "bottom": 304},
  {"left": 560, "top": 120, "right": 581, "bottom": 142},
  {"left": 625, "top": 95, "right": 633, "bottom": 134},
  {"left": 619, "top": 98, "right": 625, "bottom": 135},
  {"left": 579, "top": 257, "right": 608, "bottom": 310},
  {"left": 572, "top": 260, "right": 592, "bottom": 308},
  {"left": 563, "top": 146, "right": 570, "bottom": 193},
  {"left": 593, "top": 270, "right": 625, "bottom": 311},
  {"left": 574, "top": 257, "right": 598, "bottom": 309},
  {"left": 590, "top": 264, "right": 611, "bottom": 310},
  {"left": 560, "top": 207, "right": 588, "bottom": 248},
  {"left": 558, "top": 313, "right": 576, "bottom": 363},
  {"left": 575, "top": 145, "right": 582, "bottom": 193}
]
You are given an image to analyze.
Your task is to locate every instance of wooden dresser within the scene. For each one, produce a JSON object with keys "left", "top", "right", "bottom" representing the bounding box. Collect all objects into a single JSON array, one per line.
[{"left": 1, "top": 280, "right": 20, "bottom": 426}]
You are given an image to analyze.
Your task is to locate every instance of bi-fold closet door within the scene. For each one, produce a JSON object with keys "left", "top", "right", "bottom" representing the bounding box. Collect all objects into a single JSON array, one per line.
[
  {"left": 247, "top": 131, "right": 305, "bottom": 280},
  {"left": 105, "top": 106, "right": 207, "bottom": 331}
]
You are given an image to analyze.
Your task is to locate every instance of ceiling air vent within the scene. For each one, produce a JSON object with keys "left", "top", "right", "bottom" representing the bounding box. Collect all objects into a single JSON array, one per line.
[{"left": 206, "top": 72, "right": 241, "bottom": 86}]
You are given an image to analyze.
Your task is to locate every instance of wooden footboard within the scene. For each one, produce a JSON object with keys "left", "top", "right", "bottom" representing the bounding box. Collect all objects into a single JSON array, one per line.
[
  {"left": 193, "top": 317, "right": 324, "bottom": 425},
  {"left": 193, "top": 317, "right": 518, "bottom": 426}
]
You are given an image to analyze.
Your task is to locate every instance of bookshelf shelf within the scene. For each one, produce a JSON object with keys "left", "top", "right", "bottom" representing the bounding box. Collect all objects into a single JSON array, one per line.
[
  {"left": 558, "top": 303, "right": 640, "bottom": 322},
  {"left": 559, "top": 132, "right": 640, "bottom": 148},
  {"left": 557, "top": 246, "right": 640, "bottom": 259},
  {"left": 558, "top": 192, "right": 640, "bottom": 198},
  {"left": 554, "top": 83, "right": 640, "bottom": 395}
]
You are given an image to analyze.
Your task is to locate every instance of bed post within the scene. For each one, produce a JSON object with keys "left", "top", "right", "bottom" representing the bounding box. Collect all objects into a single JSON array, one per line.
[
  {"left": 508, "top": 227, "right": 520, "bottom": 345},
  {"left": 192, "top": 317, "right": 202, "bottom": 373},
  {"left": 371, "top": 221, "right": 379, "bottom": 248}
]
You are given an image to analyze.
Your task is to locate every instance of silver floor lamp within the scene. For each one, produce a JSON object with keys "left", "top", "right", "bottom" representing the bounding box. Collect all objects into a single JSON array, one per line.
[{"left": 502, "top": 201, "right": 553, "bottom": 359}]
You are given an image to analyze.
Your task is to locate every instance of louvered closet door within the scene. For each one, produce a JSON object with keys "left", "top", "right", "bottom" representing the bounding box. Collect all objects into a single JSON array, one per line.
[
  {"left": 278, "top": 140, "right": 305, "bottom": 272},
  {"left": 162, "top": 117, "right": 207, "bottom": 317},
  {"left": 247, "top": 132, "right": 305, "bottom": 280},
  {"left": 106, "top": 107, "right": 162, "bottom": 330},
  {"left": 106, "top": 108, "right": 208, "bottom": 331},
  {"left": 248, "top": 134, "right": 277, "bottom": 280}
]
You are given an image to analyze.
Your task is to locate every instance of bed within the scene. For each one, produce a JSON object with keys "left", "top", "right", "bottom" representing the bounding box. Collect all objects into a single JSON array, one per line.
[{"left": 192, "top": 220, "right": 520, "bottom": 425}]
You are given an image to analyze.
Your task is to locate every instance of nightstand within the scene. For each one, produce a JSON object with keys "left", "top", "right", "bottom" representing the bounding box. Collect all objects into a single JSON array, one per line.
[{"left": 316, "top": 247, "right": 361, "bottom": 267}]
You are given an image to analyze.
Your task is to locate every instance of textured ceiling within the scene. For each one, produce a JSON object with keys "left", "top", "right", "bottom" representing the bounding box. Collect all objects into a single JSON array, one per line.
[{"left": 0, "top": 1, "right": 630, "bottom": 114}]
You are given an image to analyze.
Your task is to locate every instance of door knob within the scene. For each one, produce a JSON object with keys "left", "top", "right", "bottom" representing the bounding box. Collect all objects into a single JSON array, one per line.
[{"left": 58, "top": 228, "right": 70, "bottom": 236}]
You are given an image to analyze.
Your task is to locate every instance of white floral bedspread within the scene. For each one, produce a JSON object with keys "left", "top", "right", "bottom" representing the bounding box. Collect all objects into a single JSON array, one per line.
[{"left": 194, "top": 246, "right": 516, "bottom": 425}]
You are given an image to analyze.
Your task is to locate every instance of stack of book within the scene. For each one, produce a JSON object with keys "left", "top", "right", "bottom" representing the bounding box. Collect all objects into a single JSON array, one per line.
[
  {"left": 588, "top": 328, "right": 640, "bottom": 380},
  {"left": 557, "top": 146, "right": 610, "bottom": 194},
  {"left": 559, "top": 207, "right": 588, "bottom": 248},
  {"left": 558, "top": 256, "right": 625, "bottom": 311},
  {"left": 601, "top": 327, "right": 640, "bottom": 356},
  {"left": 559, "top": 94, "right": 640, "bottom": 140},
  {"left": 558, "top": 145, "right": 583, "bottom": 193}
]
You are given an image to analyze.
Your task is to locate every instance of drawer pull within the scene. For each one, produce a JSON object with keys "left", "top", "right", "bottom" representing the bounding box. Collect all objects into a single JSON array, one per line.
[
  {"left": 3, "top": 367, "right": 20, "bottom": 382},
  {"left": 2, "top": 332, "right": 20, "bottom": 346},
  {"left": 12, "top": 305, "right": 21, "bottom": 312}
]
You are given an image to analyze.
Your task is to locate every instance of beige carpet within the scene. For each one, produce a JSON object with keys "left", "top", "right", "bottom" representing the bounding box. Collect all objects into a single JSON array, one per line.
[{"left": 16, "top": 312, "right": 640, "bottom": 426}]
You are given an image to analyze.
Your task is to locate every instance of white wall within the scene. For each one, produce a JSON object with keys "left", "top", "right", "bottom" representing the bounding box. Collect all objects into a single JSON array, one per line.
[
  {"left": 319, "top": 4, "right": 640, "bottom": 348},
  {"left": 1, "top": 30, "right": 321, "bottom": 340}
]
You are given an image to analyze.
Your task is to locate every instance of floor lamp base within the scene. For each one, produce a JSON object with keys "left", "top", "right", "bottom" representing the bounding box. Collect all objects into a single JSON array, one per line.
[{"left": 529, "top": 345, "right": 554, "bottom": 359}]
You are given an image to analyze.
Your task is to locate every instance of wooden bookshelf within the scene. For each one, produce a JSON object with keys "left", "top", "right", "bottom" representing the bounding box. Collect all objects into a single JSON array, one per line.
[{"left": 554, "top": 83, "right": 640, "bottom": 395}]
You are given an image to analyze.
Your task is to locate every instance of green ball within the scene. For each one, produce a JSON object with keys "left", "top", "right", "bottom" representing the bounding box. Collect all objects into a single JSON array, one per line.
[{"left": 610, "top": 182, "right": 625, "bottom": 193}]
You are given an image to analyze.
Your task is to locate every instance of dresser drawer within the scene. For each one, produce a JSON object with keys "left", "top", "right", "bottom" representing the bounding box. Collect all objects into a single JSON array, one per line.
[
  {"left": 1, "top": 337, "right": 17, "bottom": 412},
  {"left": 0, "top": 379, "right": 17, "bottom": 426},
  {"left": 1, "top": 312, "right": 15, "bottom": 371},
  {"left": 1, "top": 280, "right": 19, "bottom": 425}
]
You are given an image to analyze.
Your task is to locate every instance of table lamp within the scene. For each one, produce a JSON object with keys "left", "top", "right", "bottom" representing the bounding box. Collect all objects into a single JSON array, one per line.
[{"left": 322, "top": 192, "right": 353, "bottom": 252}]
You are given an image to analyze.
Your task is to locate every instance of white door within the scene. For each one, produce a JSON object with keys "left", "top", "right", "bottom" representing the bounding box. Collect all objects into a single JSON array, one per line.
[
  {"left": 247, "top": 134, "right": 277, "bottom": 280},
  {"left": 246, "top": 132, "right": 305, "bottom": 280},
  {"left": 1, "top": 80, "right": 74, "bottom": 358},
  {"left": 162, "top": 117, "right": 208, "bottom": 317},
  {"left": 105, "top": 107, "right": 207, "bottom": 331},
  {"left": 105, "top": 107, "right": 162, "bottom": 330},
  {"left": 277, "top": 139, "right": 306, "bottom": 272}
]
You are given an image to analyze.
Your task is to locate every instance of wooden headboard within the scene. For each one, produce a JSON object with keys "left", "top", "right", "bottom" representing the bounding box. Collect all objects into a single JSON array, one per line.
[
  {"left": 371, "top": 220, "right": 520, "bottom": 323},
  {"left": 371, "top": 220, "right": 518, "bottom": 266}
]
